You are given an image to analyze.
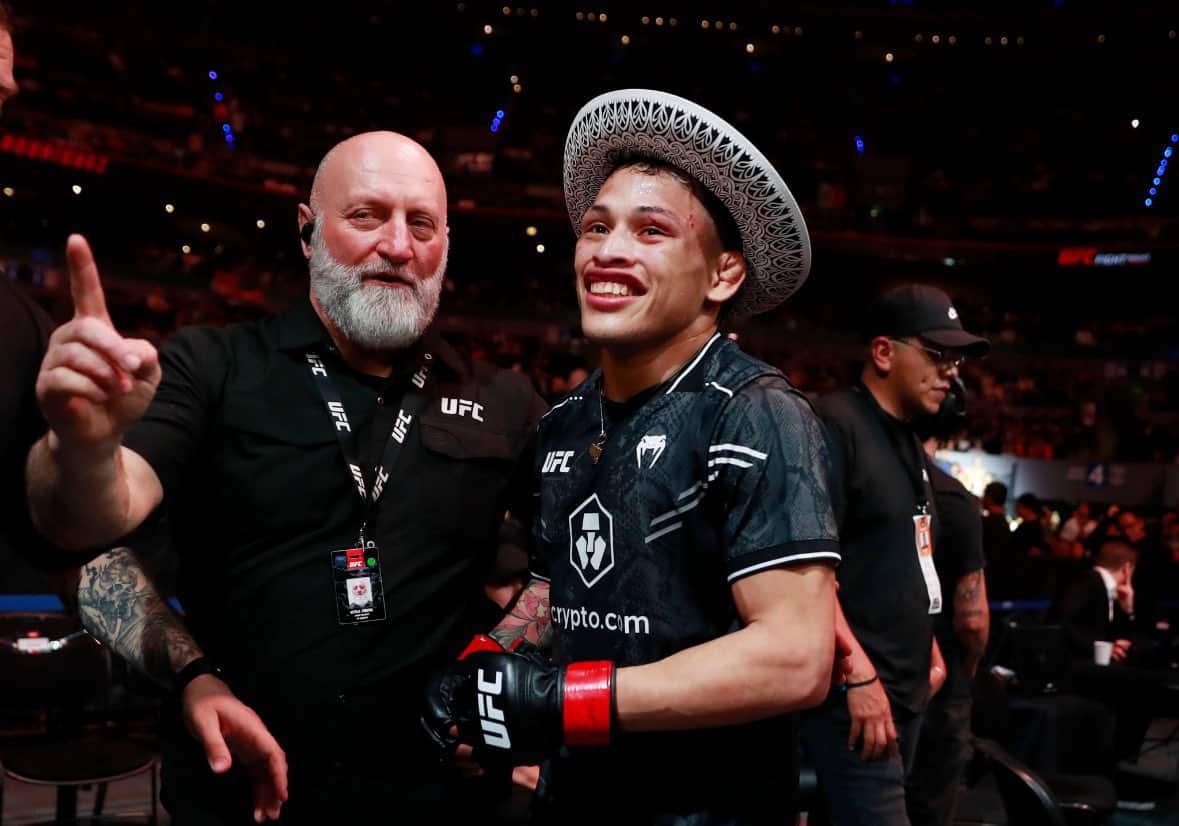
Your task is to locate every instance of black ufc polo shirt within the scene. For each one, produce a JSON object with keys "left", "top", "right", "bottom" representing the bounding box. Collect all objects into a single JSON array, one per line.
[
  {"left": 123, "top": 299, "right": 545, "bottom": 751},
  {"left": 530, "top": 334, "right": 839, "bottom": 819},
  {"left": 815, "top": 383, "right": 940, "bottom": 714}
]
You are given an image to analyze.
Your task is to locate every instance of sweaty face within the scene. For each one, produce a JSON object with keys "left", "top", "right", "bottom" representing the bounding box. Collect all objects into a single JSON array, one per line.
[
  {"left": 308, "top": 138, "right": 448, "bottom": 350},
  {"left": 573, "top": 167, "right": 731, "bottom": 351}
]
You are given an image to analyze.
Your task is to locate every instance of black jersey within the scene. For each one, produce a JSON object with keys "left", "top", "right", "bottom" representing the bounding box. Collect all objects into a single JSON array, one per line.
[{"left": 530, "top": 334, "right": 839, "bottom": 821}]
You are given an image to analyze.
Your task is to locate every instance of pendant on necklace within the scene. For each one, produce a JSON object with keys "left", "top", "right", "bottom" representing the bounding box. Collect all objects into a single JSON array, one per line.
[{"left": 588, "top": 431, "right": 607, "bottom": 464}]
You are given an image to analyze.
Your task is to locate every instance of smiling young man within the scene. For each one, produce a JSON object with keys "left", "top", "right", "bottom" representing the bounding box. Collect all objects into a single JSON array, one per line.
[
  {"left": 801, "top": 284, "right": 989, "bottom": 826},
  {"left": 424, "top": 89, "right": 843, "bottom": 824}
]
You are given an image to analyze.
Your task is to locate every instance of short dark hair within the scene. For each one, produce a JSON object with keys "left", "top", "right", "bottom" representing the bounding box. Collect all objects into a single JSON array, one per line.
[
  {"left": 1095, "top": 538, "right": 1138, "bottom": 570},
  {"left": 983, "top": 481, "right": 1007, "bottom": 507},
  {"left": 610, "top": 152, "right": 744, "bottom": 254},
  {"left": 0, "top": 2, "right": 12, "bottom": 32},
  {"left": 1016, "top": 492, "right": 1041, "bottom": 512}
]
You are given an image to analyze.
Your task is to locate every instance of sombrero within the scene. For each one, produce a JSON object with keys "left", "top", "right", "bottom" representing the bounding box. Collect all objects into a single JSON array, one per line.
[{"left": 563, "top": 88, "right": 811, "bottom": 319}]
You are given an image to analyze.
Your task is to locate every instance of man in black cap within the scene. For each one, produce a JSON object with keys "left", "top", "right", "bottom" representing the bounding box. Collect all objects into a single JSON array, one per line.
[{"left": 800, "top": 284, "right": 989, "bottom": 826}]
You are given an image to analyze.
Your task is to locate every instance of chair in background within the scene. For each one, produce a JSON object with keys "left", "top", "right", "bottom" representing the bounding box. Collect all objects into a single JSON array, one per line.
[
  {"left": 965, "top": 739, "right": 1115, "bottom": 826},
  {"left": 0, "top": 618, "right": 158, "bottom": 825}
]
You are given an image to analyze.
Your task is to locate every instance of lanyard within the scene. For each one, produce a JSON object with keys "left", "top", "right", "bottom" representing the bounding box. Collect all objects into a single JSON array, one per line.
[
  {"left": 305, "top": 350, "right": 433, "bottom": 545},
  {"left": 854, "top": 384, "right": 930, "bottom": 515}
]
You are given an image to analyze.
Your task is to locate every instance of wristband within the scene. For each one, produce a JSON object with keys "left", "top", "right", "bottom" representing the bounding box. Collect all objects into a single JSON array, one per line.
[
  {"left": 563, "top": 661, "right": 614, "bottom": 746},
  {"left": 175, "top": 656, "right": 224, "bottom": 693},
  {"left": 841, "top": 674, "right": 879, "bottom": 692}
]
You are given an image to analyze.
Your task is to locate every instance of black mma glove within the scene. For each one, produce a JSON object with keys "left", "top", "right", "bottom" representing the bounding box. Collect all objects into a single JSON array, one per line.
[{"left": 422, "top": 635, "right": 615, "bottom": 765}]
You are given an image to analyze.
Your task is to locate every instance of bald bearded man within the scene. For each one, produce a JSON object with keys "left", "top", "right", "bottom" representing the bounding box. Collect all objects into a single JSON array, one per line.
[{"left": 28, "top": 132, "right": 546, "bottom": 824}]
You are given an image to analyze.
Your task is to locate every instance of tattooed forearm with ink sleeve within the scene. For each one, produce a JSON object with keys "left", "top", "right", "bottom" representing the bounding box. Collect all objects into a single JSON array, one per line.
[
  {"left": 78, "top": 547, "right": 202, "bottom": 687},
  {"left": 952, "top": 570, "right": 989, "bottom": 678}
]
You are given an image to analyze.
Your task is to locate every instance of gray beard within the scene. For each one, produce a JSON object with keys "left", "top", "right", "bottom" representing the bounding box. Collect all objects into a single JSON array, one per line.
[{"left": 308, "top": 231, "right": 446, "bottom": 352}]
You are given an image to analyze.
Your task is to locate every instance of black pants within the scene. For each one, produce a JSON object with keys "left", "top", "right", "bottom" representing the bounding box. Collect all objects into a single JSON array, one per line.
[
  {"left": 159, "top": 714, "right": 510, "bottom": 825},
  {"left": 800, "top": 699, "right": 923, "bottom": 826},
  {"left": 905, "top": 697, "right": 972, "bottom": 826}
]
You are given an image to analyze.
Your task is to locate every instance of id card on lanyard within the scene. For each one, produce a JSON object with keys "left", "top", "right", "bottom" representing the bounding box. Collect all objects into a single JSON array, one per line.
[
  {"left": 861, "top": 383, "right": 944, "bottom": 616},
  {"left": 305, "top": 350, "right": 433, "bottom": 625},
  {"left": 914, "top": 491, "right": 942, "bottom": 615}
]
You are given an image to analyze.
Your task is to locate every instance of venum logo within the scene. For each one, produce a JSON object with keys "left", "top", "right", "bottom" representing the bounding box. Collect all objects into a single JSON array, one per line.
[
  {"left": 542, "top": 450, "right": 575, "bottom": 474},
  {"left": 476, "top": 667, "right": 511, "bottom": 749},
  {"left": 568, "top": 493, "right": 614, "bottom": 588},
  {"left": 441, "top": 397, "right": 485, "bottom": 422},
  {"left": 636, "top": 433, "right": 666, "bottom": 468}
]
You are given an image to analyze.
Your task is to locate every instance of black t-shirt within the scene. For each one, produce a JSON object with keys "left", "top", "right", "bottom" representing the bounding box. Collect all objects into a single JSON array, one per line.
[
  {"left": 1010, "top": 520, "right": 1047, "bottom": 556},
  {"left": 531, "top": 335, "right": 840, "bottom": 818},
  {"left": 928, "top": 463, "right": 985, "bottom": 702},
  {"left": 816, "top": 383, "right": 940, "bottom": 714},
  {"left": 122, "top": 299, "right": 546, "bottom": 760}
]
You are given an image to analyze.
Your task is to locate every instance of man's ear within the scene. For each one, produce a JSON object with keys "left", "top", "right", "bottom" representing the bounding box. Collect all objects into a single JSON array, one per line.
[
  {"left": 297, "top": 203, "right": 315, "bottom": 258},
  {"left": 869, "top": 336, "right": 895, "bottom": 374},
  {"left": 707, "top": 251, "right": 746, "bottom": 304}
]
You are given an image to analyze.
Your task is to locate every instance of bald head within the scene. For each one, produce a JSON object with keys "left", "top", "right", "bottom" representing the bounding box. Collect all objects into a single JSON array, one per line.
[{"left": 308, "top": 131, "right": 446, "bottom": 219}]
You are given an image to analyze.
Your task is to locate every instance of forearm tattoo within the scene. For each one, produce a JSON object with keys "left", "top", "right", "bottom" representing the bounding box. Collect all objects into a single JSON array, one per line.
[
  {"left": 953, "top": 570, "right": 989, "bottom": 665},
  {"left": 78, "top": 547, "right": 202, "bottom": 687},
  {"left": 489, "top": 579, "right": 552, "bottom": 650}
]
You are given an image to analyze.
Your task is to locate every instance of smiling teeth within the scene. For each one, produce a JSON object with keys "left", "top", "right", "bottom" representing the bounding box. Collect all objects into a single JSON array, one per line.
[{"left": 589, "top": 281, "right": 633, "bottom": 296}]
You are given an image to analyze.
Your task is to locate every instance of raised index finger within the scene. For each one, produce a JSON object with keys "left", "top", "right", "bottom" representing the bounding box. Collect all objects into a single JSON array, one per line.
[{"left": 67, "top": 234, "right": 110, "bottom": 321}]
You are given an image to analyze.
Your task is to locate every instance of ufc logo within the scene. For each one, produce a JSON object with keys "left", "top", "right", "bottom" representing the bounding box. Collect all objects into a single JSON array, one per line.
[
  {"left": 328, "top": 401, "right": 351, "bottom": 432},
  {"left": 411, "top": 365, "right": 429, "bottom": 389},
  {"left": 476, "top": 668, "right": 511, "bottom": 749},
  {"left": 441, "top": 398, "right": 484, "bottom": 422},
  {"left": 372, "top": 467, "right": 389, "bottom": 501},
  {"left": 392, "top": 410, "right": 413, "bottom": 443},
  {"left": 305, "top": 354, "right": 328, "bottom": 377},
  {"left": 348, "top": 463, "right": 367, "bottom": 498},
  {"left": 542, "top": 450, "right": 575, "bottom": 474}
]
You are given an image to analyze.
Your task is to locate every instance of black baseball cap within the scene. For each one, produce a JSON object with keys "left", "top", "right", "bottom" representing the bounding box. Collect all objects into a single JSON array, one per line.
[{"left": 867, "top": 284, "right": 990, "bottom": 357}]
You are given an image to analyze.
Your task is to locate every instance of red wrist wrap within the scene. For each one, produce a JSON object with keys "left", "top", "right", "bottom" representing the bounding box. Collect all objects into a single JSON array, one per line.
[
  {"left": 458, "top": 634, "right": 504, "bottom": 660},
  {"left": 563, "top": 661, "right": 614, "bottom": 747}
]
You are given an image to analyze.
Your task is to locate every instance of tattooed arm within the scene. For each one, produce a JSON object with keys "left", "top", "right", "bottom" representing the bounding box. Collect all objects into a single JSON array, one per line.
[
  {"left": 488, "top": 578, "right": 552, "bottom": 650},
  {"left": 78, "top": 546, "right": 202, "bottom": 686},
  {"left": 952, "top": 569, "right": 989, "bottom": 678},
  {"left": 79, "top": 546, "right": 288, "bottom": 822}
]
